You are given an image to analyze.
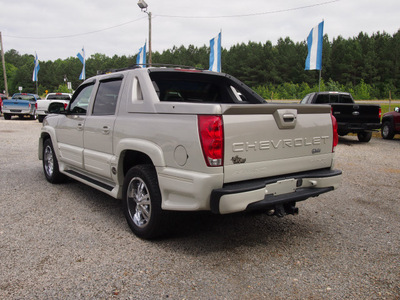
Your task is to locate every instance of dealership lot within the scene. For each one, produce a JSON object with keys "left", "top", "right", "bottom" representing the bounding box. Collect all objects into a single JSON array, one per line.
[{"left": 0, "top": 119, "right": 399, "bottom": 299}]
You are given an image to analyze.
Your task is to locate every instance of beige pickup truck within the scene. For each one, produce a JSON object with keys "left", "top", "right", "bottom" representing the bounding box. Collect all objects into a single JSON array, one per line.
[{"left": 38, "top": 67, "right": 342, "bottom": 239}]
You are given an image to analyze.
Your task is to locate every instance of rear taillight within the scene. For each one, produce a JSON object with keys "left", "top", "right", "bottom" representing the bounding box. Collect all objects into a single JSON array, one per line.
[
  {"left": 35, "top": 103, "right": 37, "bottom": 109},
  {"left": 331, "top": 113, "right": 338, "bottom": 152},
  {"left": 198, "top": 115, "right": 224, "bottom": 167},
  {"left": 379, "top": 107, "right": 382, "bottom": 119},
  {"left": 64, "top": 103, "right": 68, "bottom": 109}
]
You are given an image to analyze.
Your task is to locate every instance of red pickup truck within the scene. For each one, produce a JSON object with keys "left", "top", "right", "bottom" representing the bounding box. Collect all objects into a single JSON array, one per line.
[
  {"left": 381, "top": 107, "right": 400, "bottom": 139},
  {"left": 0, "top": 93, "right": 7, "bottom": 114}
]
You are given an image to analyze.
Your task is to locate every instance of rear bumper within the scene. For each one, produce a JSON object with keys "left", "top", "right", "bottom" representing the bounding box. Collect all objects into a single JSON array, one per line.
[
  {"left": 210, "top": 168, "right": 342, "bottom": 214},
  {"left": 3, "top": 108, "right": 34, "bottom": 115},
  {"left": 36, "top": 109, "right": 48, "bottom": 116},
  {"left": 338, "top": 122, "right": 381, "bottom": 132}
]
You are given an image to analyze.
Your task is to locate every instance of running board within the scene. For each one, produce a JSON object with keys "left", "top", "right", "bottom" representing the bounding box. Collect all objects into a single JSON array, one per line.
[{"left": 65, "top": 170, "right": 114, "bottom": 191}]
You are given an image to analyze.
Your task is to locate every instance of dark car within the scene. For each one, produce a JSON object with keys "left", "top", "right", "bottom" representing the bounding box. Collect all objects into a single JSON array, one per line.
[
  {"left": 381, "top": 107, "right": 400, "bottom": 139},
  {"left": 301, "top": 91, "right": 381, "bottom": 142}
]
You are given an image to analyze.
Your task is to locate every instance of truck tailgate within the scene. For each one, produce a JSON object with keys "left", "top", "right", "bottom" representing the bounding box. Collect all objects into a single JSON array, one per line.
[
  {"left": 332, "top": 103, "right": 381, "bottom": 124},
  {"left": 3, "top": 100, "right": 31, "bottom": 111},
  {"left": 222, "top": 104, "right": 334, "bottom": 183}
]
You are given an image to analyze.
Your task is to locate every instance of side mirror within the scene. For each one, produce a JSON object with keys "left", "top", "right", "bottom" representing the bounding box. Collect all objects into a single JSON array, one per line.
[
  {"left": 48, "top": 102, "right": 67, "bottom": 114},
  {"left": 394, "top": 107, "right": 399, "bottom": 113}
]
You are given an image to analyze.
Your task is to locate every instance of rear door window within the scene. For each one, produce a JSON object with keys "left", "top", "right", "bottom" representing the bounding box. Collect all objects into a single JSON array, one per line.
[{"left": 92, "top": 79, "right": 122, "bottom": 115}]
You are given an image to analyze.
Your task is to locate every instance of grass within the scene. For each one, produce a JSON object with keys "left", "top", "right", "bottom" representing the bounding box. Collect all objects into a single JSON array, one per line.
[{"left": 380, "top": 104, "right": 399, "bottom": 115}]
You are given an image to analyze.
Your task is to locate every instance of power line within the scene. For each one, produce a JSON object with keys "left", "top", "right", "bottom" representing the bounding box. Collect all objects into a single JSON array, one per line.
[
  {"left": 3, "top": 0, "right": 339, "bottom": 40},
  {"left": 156, "top": 0, "right": 340, "bottom": 19},
  {"left": 3, "top": 17, "right": 147, "bottom": 40}
]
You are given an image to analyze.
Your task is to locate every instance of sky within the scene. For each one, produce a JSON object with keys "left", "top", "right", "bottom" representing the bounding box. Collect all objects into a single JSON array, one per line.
[{"left": 0, "top": 0, "right": 399, "bottom": 62}]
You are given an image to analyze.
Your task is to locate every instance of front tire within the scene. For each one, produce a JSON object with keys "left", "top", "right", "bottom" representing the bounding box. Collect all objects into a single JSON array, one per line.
[
  {"left": 357, "top": 131, "right": 372, "bottom": 142},
  {"left": 43, "top": 139, "right": 66, "bottom": 183},
  {"left": 122, "top": 165, "right": 164, "bottom": 239},
  {"left": 381, "top": 121, "right": 395, "bottom": 140}
]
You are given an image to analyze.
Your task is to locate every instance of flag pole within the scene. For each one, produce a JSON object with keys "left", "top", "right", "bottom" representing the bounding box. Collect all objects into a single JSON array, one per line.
[
  {"left": 319, "top": 19, "right": 324, "bottom": 92},
  {"left": 319, "top": 69, "right": 321, "bottom": 92}
]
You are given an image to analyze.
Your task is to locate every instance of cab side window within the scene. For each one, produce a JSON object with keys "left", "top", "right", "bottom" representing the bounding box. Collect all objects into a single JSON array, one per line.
[
  {"left": 70, "top": 84, "right": 94, "bottom": 114},
  {"left": 92, "top": 79, "right": 123, "bottom": 115}
]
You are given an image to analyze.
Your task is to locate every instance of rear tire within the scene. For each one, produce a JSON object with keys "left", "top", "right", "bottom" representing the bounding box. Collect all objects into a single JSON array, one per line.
[
  {"left": 38, "top": 115, "right": 45, "bottom": 123},
  {"left": 43, "top": 139, "right": 66, "bottom": 183},
  {"left": 122, "top": 165, "right": 164, "bottom": 239},
  {"left": 3, "top": 113, "right": 11, "bottom": 120},
  {"left": 381, "top": 121, "right": 395, "bottom": 140},
  {"left": 357, "top": 131, "right": 372, "bottom": 142}
]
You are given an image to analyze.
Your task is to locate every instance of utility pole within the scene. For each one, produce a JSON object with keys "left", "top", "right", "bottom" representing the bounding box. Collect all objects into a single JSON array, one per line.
[
  {"left": 137, "top": 0, "right": 152, "bottom": 65},
  {"left": 0, "top": 32, "right": 9, "bottom": 97}
]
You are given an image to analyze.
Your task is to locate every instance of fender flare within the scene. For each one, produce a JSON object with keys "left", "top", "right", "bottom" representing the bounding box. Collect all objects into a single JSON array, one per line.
[
  {"left": 38, "top": 126, "right": 58, "bottom": 160},
  {"left": 115, "top": 138, "right": 165, "bottom": 168}
]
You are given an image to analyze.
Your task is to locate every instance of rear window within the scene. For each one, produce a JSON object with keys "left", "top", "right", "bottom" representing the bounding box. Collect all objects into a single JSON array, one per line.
[
  {"left": 155, "top": 79, "right": 222, "bottom": 103},
  {"left": 12, "top": 95, "right": 36, "bottom": 101},
  {"left": 339, "top": 94, "right": 353, "bottom": 103},
  {"left": 315, "top": 93, "right": 353, "bottom": 104},
  {"left": 47, "top": 94, "right": 71, "bottom": 100},
  {"left": 314, "top": 94, "right": 330, "bottom": 104},
  {"left": 149, "top": 71, "right": 265, "bottom": 104}
]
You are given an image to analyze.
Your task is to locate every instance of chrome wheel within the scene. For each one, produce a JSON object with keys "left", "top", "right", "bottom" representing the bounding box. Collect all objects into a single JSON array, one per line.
[
  {"left": 42, "top": 139, "right": 65, "bottom": 183},
  {"left": 44, "top": 144, "right": 54, "bottom": 178},
  {"left": 122, "top": 165, "right": 163, "bottom": 239},
  {"left": 127, "top": 177, "right": 151, "bottom": 228}
]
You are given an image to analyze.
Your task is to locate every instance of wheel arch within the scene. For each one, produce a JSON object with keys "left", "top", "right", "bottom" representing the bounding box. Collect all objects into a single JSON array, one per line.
[
  {"left": 382, "top": 115, "right": 394, "bottom": 126},
  {"left": 38, "top": 128, "right": 58, "bottom": 160},
  {"left": 115, "top": 138, "right": 165, "bottom": 184},
  {"left": 121, "top": 150, "right": 154, "bottom": 176}
]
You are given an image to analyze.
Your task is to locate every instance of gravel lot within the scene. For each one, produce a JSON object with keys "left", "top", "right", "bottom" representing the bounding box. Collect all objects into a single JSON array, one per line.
[{"left": 0, "top": 118, "right": 399, "bottom": 299}]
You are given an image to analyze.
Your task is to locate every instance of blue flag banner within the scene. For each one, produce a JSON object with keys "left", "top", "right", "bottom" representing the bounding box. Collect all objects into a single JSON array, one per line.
[
  {"left": 136, "top": 42, "right": 146, "bottom": 67},
  {"left": 209, "top": 32, "right": 221, "bottom": 72},
  {"left": 77, "top": 47, "right": 85, "bottom": 80},
  {"left": 305, "top": 21, "right": 324, "bottom": 70},
  {"left": 32, "top": 52, "right": 40, "bottom": 82}
]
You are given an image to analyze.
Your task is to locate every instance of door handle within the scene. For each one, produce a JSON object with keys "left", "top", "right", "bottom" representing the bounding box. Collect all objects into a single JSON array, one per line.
[
  {"left": 102, "top": 126, "right": 110, "bottom": 135},
  {"left": 77, "top": 123, "right": 84, "bottom": 131}
]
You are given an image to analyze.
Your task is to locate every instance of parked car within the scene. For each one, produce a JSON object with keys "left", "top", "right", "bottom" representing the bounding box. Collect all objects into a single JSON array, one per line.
[
  {"left": 0, "top": 93, "right": 8, "bottom": 114},
  {"left": 2, "top": 93, "right": 41, "bottom": 120},
  {"left": 35, "top": 92, "right": 72, "bottom": 122},
  {"left": 301, "top": 91, "right": 381, "bottom": 142},
  {"left": 381, "top": 107, "right": 400, "bottom": 139}
]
